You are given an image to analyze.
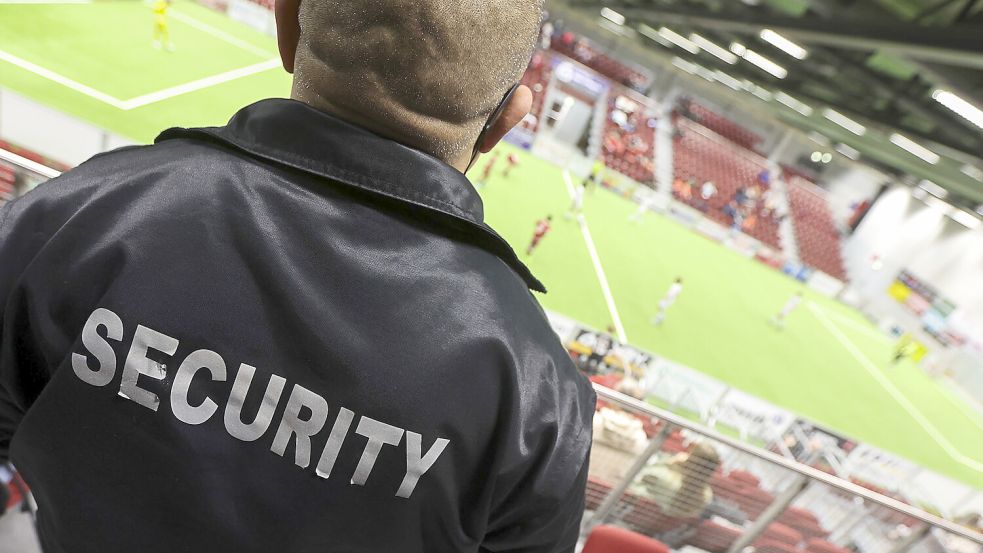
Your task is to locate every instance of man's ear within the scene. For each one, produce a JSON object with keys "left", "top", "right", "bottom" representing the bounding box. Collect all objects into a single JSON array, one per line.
[
  {"left": 478, "top": 85, "right": 533, "bottom": 153},
  {"left": 274, "top": 0, "right": 302, "bottom": 74}
]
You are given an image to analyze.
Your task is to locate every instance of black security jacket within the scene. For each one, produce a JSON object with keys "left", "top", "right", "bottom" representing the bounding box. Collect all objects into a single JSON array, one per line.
[{"left": 0, "top": 99, "right": 595, "bottom": 552}]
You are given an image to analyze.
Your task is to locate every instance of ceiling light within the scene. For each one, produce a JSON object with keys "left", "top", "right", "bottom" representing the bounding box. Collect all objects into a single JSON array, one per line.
[
  {"left": 951, "top": 209, "right": 981, "bottom": 229},
  {"left": 821, "top": 153, "right": 833, "bottom": 164},
  {"left": 671, "top": 57, "right": 698, "bottom": 75},
  {"left": 835, "top": 143, "right": 860, "bottom": 160},
  {"left": 751, "top": 87, "right": 773, "bottom": 101},
  {"left": 759, "top": 29, "right": 809, "bottom": 60},
  {"left": 961, "top": 164, "right": 983, "bottom": 182},
  {"left": 811, "top": 152, "right": 823, "bottom": 163},
  {"left": 823, "top": 108, "right": 866, "bottom": 135},
  {"left": 600, "top": 7, "right": 625, "bottom": 25},
  {"left": 660, "top": 27, "right": 700, "bottom": 54},
  {"left": 695, "top": 65, "right": 716, "bottom": 82},
  {"left": 932, "top": 89, "right": 983, "bottom": 129},
  {"left": 639, "top": 24, "right": 672, "bottom": 47},
  {"left": 890, "top": 133, "right": 940, "bottom": 165},
  {"left": 808, "top": 132, "right": 830, "bottom": 146},
  {"left": 918, "top": 179, "right": 948, "bottom": 199},
  {"left": 690, "top": 34, "right": 738, "bottom": 64},
  {"left": 714, "top": 70, "right": 742, "bottom": 90},
  {"left": 731, "top": 43, "right": 787, "bottom": 78},
  {"left": 923, "top": 194, "right": 952, "bottom": 213},
  {"left": 775, "top": 92, "right": 813, "bottom": 116}
]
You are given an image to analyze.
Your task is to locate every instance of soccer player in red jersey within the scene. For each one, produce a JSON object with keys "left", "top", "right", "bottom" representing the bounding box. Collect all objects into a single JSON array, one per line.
[{"left": 526, "top": 215, "right": 553, "bottom": 255}]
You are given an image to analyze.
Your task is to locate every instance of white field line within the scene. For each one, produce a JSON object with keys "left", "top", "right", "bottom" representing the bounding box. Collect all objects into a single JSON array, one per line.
[
  {"left": 0, "top": 49, "right": 127, "bottom": 108},
  {"left": 119, "top": 58, "right": 280, "bottom": 109},
  {"left": 807, "top": 303, "right": 983, "bottom": 473},
  {"left": 810, "top": 302, "right": 891, "bottom": 343},
  {"left": 938, "top": 379, "right": 983, "bottom": 433},
  {"left": 0, "top": 0, "right": 91, "bottom": 3},
  {"left": 168, "top": 10, "right": 274, "bottom": 58},
  {"left": 0, "top": 48, "right": 278, "bottom": 110},
  {"left": 562, "top": 170, "right": 628, "bottom": 343},
  {"left": 0, "top": 147, "right": 62, "bottom": 179}
]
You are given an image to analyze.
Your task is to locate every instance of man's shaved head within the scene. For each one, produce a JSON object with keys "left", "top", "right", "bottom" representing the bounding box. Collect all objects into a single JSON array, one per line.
[{"left": 287, "top": 0, "right": 544, "bottom": 164}]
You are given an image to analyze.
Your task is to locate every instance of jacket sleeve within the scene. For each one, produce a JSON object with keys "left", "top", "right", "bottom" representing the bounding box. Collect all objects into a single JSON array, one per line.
[
  {"left": 480, "top": 371, "right": 595, "bottom": 553},
  {"left": 0, "top": 197, "right": 54, "bottom": 463},
  {"left": 482, "top": 454, "right": 591, "bottom": 553},
  {"left": 0, "top": 200, "right": 20, "bottom": 463}
]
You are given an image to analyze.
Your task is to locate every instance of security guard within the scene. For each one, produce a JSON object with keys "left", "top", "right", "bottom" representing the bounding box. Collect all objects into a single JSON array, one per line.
[{"left": 0, "top": 0, "right": 594, "bottom": 551}]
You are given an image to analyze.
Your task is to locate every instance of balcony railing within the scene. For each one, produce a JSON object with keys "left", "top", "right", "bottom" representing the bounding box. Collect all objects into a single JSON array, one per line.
[{"left": 583, "top": 384, "right": 982, "bottom": 553}]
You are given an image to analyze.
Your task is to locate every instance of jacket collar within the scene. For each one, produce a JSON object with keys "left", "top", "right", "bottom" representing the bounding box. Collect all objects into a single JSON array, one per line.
[{"left": 156, "top": 99, "right": 544, "bottom": 293}]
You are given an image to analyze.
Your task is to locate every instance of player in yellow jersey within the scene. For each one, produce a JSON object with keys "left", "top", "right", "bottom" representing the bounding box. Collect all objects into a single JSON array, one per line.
[
  {"left": 582, "top": 158, "right": 605, "bottom": 192},
  {"left": 152, "top": 0, "right": 174, "bottom": 51},
  {"left": 891, "top": 333, "right": 919, "bottom": 366}
]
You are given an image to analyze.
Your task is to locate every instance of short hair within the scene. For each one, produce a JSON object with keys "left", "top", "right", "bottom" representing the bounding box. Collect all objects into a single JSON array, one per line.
[{"left": 293, "top": 0, "right": 544, "bottom": 160}]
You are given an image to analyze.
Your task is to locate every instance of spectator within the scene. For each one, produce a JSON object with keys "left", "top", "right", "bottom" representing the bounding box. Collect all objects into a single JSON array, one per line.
[
  {"left": 0, "top": 1, "right": 595, "bottom": 551},
  {"left": 701, "top": 181, "right": 718, "bottom": 201},
  {"left": 631, "top": 442, "right": 721, "bottom": 518}
]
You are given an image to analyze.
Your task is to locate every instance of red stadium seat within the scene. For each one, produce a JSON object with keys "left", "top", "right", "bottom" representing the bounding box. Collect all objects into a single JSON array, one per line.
[
  {"left": 691, "top": 519, "right": 743, "bottom": 553},
  {"left": 729, "top": 469, "right": 761, "bottom": 488},
  {"left": 671, "top": 119, "right": 782, "bottom": 250},
  {"left": 806, "top": 538, "right": 853, "bottom": 553},
  {"left": 755, "top": 522, "right": 804, "bottom": 547},
  {"left": 586, "top": 476, "right": 613, "bottom": 511},
  {"left": 787, "top": 176, "right": 847, "bottom": 280},
  {"left": 754, "top": 538, "right": 801, "bottom": 553},
  {"left": 583, "top": 525, "right": 671, "bottom": 553}
]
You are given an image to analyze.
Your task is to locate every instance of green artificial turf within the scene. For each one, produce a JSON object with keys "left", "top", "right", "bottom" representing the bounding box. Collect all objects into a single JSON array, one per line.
[
  {"left": 1, "top": 0, "right": 980, "bottom": 488},
  {"left": 0, "top": 0, "right": 291, "bottom": 143},
  {"left": 479, "top": 144, "right": 983, "bottom": 488}
]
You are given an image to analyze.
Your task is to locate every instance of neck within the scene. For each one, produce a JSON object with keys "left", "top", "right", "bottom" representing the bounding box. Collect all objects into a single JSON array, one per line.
[{"left": 290, "top": 82, "right": 475, "bottom": 173}]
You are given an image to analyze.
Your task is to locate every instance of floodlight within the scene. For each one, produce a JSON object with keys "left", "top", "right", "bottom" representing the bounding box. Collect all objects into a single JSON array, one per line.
[
  {"left": 759, "top": 29, "right": 809, "bottom": 59},
  {"left": 890, "top": 133, "right": 940, "bottom": 165},
  {"left": 823, "top": 109, "right": 866, "bottom": 135}
]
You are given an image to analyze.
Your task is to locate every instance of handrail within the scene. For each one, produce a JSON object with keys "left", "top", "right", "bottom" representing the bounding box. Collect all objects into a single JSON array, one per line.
[
  {"left": 592, "top": 383, "right": 983, "bottom": 544},
  {"left": 0, "top": 148, "right": 62, "bottom": 180}
]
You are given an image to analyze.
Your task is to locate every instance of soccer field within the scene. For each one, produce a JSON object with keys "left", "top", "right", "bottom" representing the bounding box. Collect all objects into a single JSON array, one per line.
[
  {"left": 1, "top": 1, "right": 981, "bottom": 489},
  {"left": 0, "top": 0, "right": 290, "bottom": 143},
  {"left": 479, "top": 145, "right": 983, "bottom": 488}
]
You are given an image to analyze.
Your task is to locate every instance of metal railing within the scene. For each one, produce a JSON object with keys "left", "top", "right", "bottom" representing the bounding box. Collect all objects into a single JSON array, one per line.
[
  {"left": 0, "top": 148, "right": 62, "bottom": 181},
  {"left": 584, "top": 384, "right": 983, "bottom": 552}
]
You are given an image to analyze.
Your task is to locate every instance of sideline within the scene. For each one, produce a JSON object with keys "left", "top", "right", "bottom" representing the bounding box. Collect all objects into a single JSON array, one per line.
[
  {"left": 562, "top": 170, "right": 628, "bottom": 344},
  {"left": 0, "top": 48, "right": 279, "bottom": 111},
  {"left": 807, "top": 303, "right": 983, "bottom": 473},
  {"left": 169, "top": 9, "right": 274, "bottom": 58},
  {"left": 0, "top": 6, "right": 278, "bottom": 111},
  {"left": 810, "top": 301, "right": 892, "bottom": 343},
  {"left": 119, "top": 58, "right": 279, "bottom": 109}
]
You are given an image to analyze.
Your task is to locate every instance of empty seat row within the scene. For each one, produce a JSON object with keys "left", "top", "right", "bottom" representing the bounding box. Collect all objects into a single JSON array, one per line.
[
  {"left": 678, "top": 99, "right": 763, "bottom": 151},
  {"left": 551, "top": 33, "right": 651, "bottom": 92},
  {"left": 787, "top": 177, "right": 847, "bottom": 281}
]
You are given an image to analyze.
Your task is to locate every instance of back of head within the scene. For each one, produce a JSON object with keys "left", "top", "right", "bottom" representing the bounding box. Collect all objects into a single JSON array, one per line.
[{"left": 291, "top": 0, "right": 544, "bottom": 165}]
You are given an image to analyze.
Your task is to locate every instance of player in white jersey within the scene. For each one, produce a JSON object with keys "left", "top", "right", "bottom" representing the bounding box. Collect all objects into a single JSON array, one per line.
[
  {"left": 629, "top": 192, "right": 659, "bottom": 223},
  {"left": 771, "top": 291, "right": 804, "bottom": 329},
  {"left": 651, "top": 277, "right": 684, "bottom": 326},
  {"left": 565, "top": 181, "right": 587, "bottom": 219}
]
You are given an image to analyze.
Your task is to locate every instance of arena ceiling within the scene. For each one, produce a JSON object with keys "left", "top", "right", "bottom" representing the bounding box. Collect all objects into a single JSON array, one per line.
[{"left": 558, "top": 0, "right": 983, "bottom": 209}]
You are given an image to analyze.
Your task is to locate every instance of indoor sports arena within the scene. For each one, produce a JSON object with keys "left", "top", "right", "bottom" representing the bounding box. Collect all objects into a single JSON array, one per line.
[{"left": 0, "top": 0, "right": 981, "bottom": 552}]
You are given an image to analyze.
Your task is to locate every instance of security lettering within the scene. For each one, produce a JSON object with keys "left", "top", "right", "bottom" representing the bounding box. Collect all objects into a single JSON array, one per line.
[{"left": 71, "top": 307, "right": 449, "bottom": 499}]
